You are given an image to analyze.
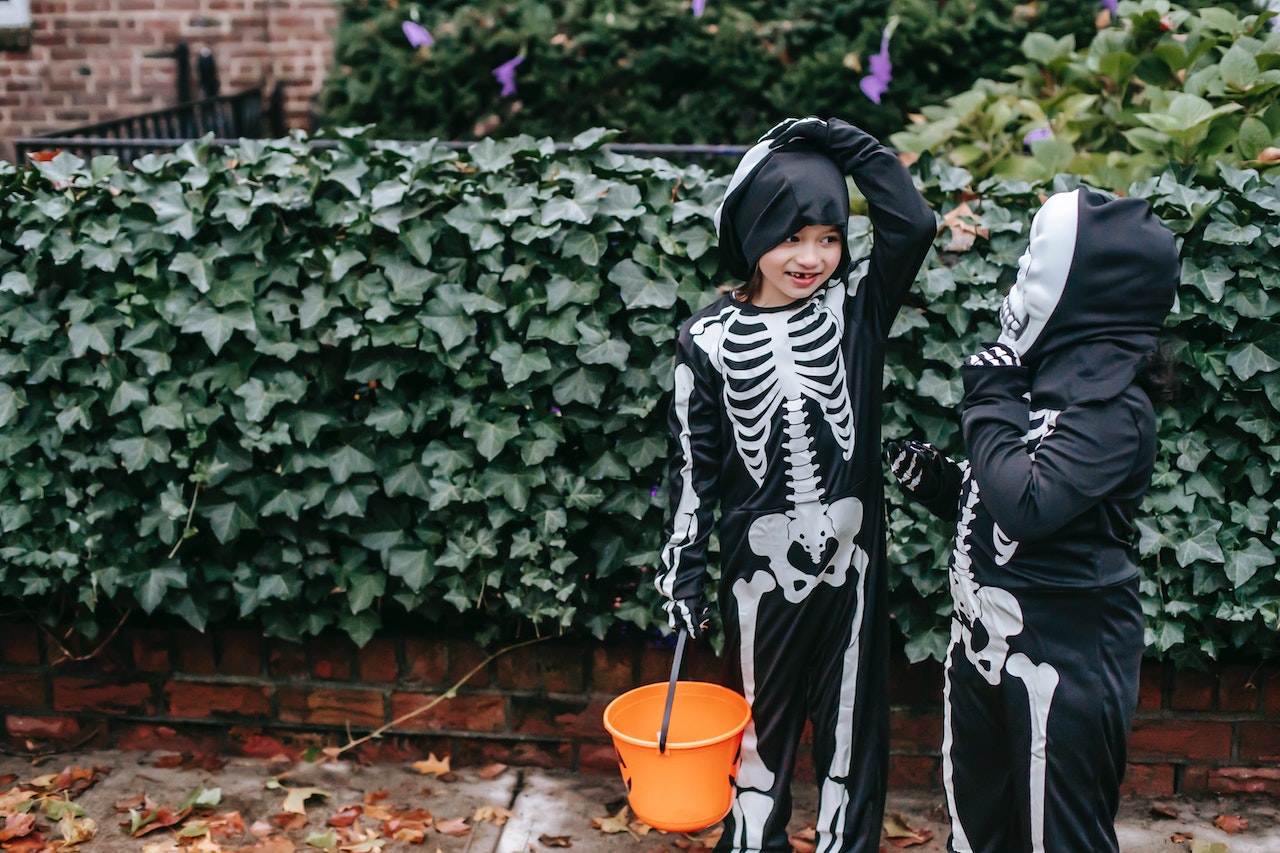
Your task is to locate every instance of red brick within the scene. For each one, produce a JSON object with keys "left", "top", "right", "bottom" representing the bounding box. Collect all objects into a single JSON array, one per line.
[
  {"left": 226, "top": 727, "right": 289, "bottom": 759},
  {"left": 1218, "top": 665, "right": 1262, "bottom": 713},
  {"left": 579, "top": 742, "right": 622, "bottom": 775},
  {"left": 686, "top": 649, "right": 732, "bottom": 685},
  {"left": 1238, "top": 721, "right": 1280, "bottom": 761},
  {"left": 131, "top": 629, "right": 171, "bottom": 672},
  {"left": 509, "top": 741, "right": 570, "bottom": 769},
  {"left": 402, "top": 638, "right": 447, "bottom": 686},
  {"left": 1127, "top": 720, "right": 1233, "bottom": 761},
  {"left": 309, "top": 635, "right": 356, "bottom": 681},
  {"left": 1207, "top": 766, "right": 1280, "bottom": 796},
  {"left": 389, "top": 692, "right": 505, "bottom": 733},
  {"left": 888, "top": 657, "right": 945, "bottom": 707},
  {"left": 1120, "top": 763, "right": 1175, "bottom": 797},
  {"left": 447, "top": 641, "right": 490, "bottom": 688},
  {"left": 1180, "top": 763, "right": 1212, "bottom": 794},
  {"left": 114, "top": 723, "right": 222, "bottom": 753},
  {"left": 495, "top": 647, "right": 542, "bottom": 691},
  {"left": 888, "top": 755, "right": 941, "bottom": 790},
  {"left": 279, "top": 688, "right": 385, "bottom": 728},
  {"left": 53, "top": 678, "right": 154, "bottom": 714},
  {"left": 0, "top": 673, "right": 47, "bottom": 709},
  {"left": 638, "top": 642, "right": 682, "bottom": 687},
  {"left": 267, "top": 640, "right": 308, "bottom": 678},
  {"left": 890, "top": 712, "right": 943, "bottom": 753},
  {"left": 176, "top": 633, "right": 217, "bottom": 676},
  {"left": 5, "top": 714, "right": 81, "bottom": 742},
  {"left": 553, "top": 700, "right": 609, "bottom": 740},
  {"left": 1169, "top": 669, "right": 1215, "bottom": 712},
  {"left": 1262, "top": 668, "right": 1280, "bottom": 715},
  {"left": 0, "top": 626, "right": 42, "bottom": 665},
  {"left": 357, "top": 637, "right": 399, "bottom": 683},
  {"left": 591, "top": 645, "right": 635, "bottom": 695},
  {"left": 165, "top": 682, "right": 271, "bottom": 718},
  {"left": 218, "top": 629, "right": 263, "bottom": 676},
  {"left": 1136, "top": 661, "right": 1164, "bottom": 711}
]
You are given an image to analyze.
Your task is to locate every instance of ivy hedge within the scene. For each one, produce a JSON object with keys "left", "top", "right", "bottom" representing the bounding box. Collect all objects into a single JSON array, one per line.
[{"left": 0, "top": 128, "right": 1277, "bottom": 666}]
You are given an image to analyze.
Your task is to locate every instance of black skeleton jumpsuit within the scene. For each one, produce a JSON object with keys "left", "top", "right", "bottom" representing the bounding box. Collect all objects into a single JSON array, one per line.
[
  {"left": 897, "top": 188, "right": 1178, "bottom": 852},
  {"left": 656, "top": 124, "right": 934, "bottom": 853}
]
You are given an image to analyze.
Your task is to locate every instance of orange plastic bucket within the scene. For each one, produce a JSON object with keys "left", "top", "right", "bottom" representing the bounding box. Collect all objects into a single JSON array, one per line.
[{"left": 603, "top": 678, "right": 751, "bottom": 832}]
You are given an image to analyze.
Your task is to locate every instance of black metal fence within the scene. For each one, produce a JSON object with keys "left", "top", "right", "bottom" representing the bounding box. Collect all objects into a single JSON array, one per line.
[{"left": 14, "top": 86, "right": 281, "bottom": 164}]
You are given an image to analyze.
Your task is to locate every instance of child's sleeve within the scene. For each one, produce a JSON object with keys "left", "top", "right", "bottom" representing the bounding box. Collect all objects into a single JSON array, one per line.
[
  {"left": 654, "top": 329, "right": 723, "bottom": 614},
  {"left": 960, "top": 364, "right": 1145, "bottom": 541}
]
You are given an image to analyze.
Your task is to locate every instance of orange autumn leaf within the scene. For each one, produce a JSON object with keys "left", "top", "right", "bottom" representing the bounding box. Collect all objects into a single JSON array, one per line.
[
  {"left": 476, "top": 763, "right": 508, "bottom": 780},
  {"left": 2, "top": 832, "right": 46, "bottom": 853},
  {"left": 362, "top": 804, "right": 396, "bottom": 822},
  {"left": 242, "top": 837, "right": 296, "bottom": 853},
  {"left": 271, "top": 812, "right": 309, "bottom": 831},
  {"left": 390, "top": 824, "right": 426, "bottom": 843},
  {"left": 788, "top": 825, "right": 816, "bottom": 853},
  {"left": 538, "top": 835, "right": 572, "bottom": 848},
  {"left": 472, "top": 805, "right": 513, "bottom": 826},
  {"left": 0, "top": 812, "right": 37, "bottom": 841},
  {"left": 941, "top": 202, "right": 988, "bottom": 253},
  {"left": 1212, "top": 814, "right": 1248, "bottom": 834},
  {"left": 883, "top": 813, "right": 933, "bottom": 848},
  {"left": 410, "top": 755, "right": 451, "bottom": 777},
  {"left": 434, "top": 817, "right": 470, "bottom": 836},
  {"left": 205, "top": 811, "right": 246, "bottom": 839},
  {"left": 363, "top": 792, "right": 391, "bottom": 805},
  {"left": 329, "top": 806, "right": 364, "bottom": 828}
]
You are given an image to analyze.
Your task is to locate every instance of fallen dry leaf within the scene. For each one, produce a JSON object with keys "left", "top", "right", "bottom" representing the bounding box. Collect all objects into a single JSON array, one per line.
[
  {"left": 434, "top": 817, "right": 470, "bottom": 836},
  {"left": 0, "top": 812, "right": 37, "bottom": 842},
  {"left": 627, "top": 818, "right": 651, "bottom": 836},
  {"left": 591, "top": 806, "right": 632, "bottom": 835},
  {"left": 1212, "top": 813, "right": 1248, "bottom": 834},
  {"left": 329, "top": 806, "right": 364, "bottom": 828},
  {"left": 941, "top": 202, "right": 989, "bottom": 253},
  {"left": 472, "top": 805, "right": 514, "bottom": 826},
  {"left": 410, "top": 755, "right": 451, "bottom": 777},
  {"left": 692, "top": 825, "right": 724, "bottom": 848},
  {"left": 883, "top": 813, "right": 933, "bottom": 848},
  {"left": 363, "top": 792, "right": 391, "bottom": 805},
  {"left": 539, "top": 835, "right": 572, "bottom": 848},
  {"left": 477, "top": 762, "right": 508, "bottom": 780},
  {"left": 1171, "top": 831, "right": 1194, "bottom": 842},
  {"left": 249, "top": 819, "right": 276, "bottom": 836},
  {"left": 1190, "top": 840, "right": 1230, "bottom": 853},
  {"left": 205, "top": 811, "right": 246, "bottom": 839},
  {"left": 0, "top": 775, "right": 17, "bottom": 787},
  {"left": 788, "top": 825, "right": 817, "bottom": 853},
  {"left": 1150, "top": 804, "right": 1179, "bottom": 819},
  {"left": 280, "top": 786, "right": 330, "bottom": 815},
  {"left": 271, "top": 812, "right": 310, "bottom": 831},
  {"left": 57, "top": 814, "right": 97, "bottom": 845},
  {"left": 242, "top": 837, "right": 296, "bottom": 853}
]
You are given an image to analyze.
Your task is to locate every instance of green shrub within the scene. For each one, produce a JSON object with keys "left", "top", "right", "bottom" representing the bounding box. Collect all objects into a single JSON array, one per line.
[
  {"left": 891, "top": 0, "right": 1280, "bottom": 188},
  {"left": 320, "top": 0, "right": 1258, "bottom": 145},
  {"left": 1, "top": 129, "right": 1278, "bottom": 667}
]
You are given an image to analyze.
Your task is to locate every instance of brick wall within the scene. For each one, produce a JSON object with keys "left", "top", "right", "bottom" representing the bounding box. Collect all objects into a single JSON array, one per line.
[
  {"left": 2, "top": 620, "right": 1278, "bottom": 795},
  {"left": 0, "top": 0, "right": 338, "bottom": 162}
]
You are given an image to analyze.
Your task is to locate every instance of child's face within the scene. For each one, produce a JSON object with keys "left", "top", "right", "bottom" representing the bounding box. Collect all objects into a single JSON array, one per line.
[{"left": 752, "top": 224, "right": 844, "bottom": 308}]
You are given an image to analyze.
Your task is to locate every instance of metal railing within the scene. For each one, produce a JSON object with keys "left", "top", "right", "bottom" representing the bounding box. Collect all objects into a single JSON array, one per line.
[{"left": 14, "top": 87, "right": 280, "bottom": 163}]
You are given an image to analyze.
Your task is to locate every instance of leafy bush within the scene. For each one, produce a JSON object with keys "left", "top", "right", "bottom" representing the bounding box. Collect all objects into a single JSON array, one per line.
[
  {"left": 2, "top": 130, "right": 1278, "bottom": 667},
  {"left": 891, "top": 0, "right": 1280, "bottom": 188},
  {"left": 319, "top": 0, "right": 1249, "bottom": 145}
]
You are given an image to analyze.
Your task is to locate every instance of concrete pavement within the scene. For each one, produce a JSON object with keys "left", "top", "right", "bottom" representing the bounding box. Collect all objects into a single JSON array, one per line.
[{"left": 0, "top": 749, "right": 1276, "bottom": 852}]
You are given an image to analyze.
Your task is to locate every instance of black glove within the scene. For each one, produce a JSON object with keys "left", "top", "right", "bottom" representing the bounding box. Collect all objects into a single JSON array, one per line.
[
  {"left": 765, "top": 116, "right": 881, "bottom": 173},
  {"left": 965, "top": 341, "right": 1021, "bottom": 368},
  {"left": 885, "top": 439, "right": 950, "bottom": 501},
  {"left": 664, "top": 595, "right": 710, "bottom": 639}
]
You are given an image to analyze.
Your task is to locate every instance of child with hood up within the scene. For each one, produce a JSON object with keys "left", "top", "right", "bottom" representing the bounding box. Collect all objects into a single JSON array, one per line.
[
  {"left": 887, "top": 187, "right": 1179, "bottom": 852},
  {"left": 655, "top": 117, "right": 935, "bottom": 853}
]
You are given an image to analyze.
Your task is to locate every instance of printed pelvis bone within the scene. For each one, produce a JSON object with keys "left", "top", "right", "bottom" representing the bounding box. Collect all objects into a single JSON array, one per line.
[
  {"left": 946, "top": 479, "right": 1060, "bottom": 853},
  {"left": 728, "top": 397, "right": 869, "bottom": 852}
]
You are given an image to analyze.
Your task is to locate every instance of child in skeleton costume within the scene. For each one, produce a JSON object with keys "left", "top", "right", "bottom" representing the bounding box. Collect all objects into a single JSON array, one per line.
[
  {"left": 655, "top": 117, "right": 934, "bottom": 853},
  {"left": 886, "top": 188, "right": 1178, "bottom": 853}
]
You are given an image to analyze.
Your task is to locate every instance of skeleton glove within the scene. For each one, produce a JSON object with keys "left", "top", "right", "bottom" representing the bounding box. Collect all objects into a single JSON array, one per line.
[
  {"left": 664, "top": 595, "right": 711, "bottom": 640},
  {"left": 965, "top": 342, "right": 1021, "bottom": 368},
  {"left": 764, "top": 116, "right": 880, "bottom": 174},
  {"left": 885, "top": 439, "right": 951, "bottom": 501}
]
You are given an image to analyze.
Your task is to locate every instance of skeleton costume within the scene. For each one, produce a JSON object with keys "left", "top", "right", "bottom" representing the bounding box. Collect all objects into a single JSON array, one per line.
[
  {"left": 655, "top": 118, "right": 934, "bottom": 853},
  {"left": 888, "top": 188, "right": 1178, "bottom": 852}
]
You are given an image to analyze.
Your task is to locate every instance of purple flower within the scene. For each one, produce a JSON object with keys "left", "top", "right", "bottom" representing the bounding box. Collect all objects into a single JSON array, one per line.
[
  {"left": 402, "top": 21, "right": 433, "bottom": 49},
  {"left": 1100, "top": 0, "right": 1118, "bottom": 14},
  {"left": 692, "top": 0, "right": 707, "bottom": 16},
  {"left": 493, "top": 55, "right": 524, "bottom": 98},
  {"left": 859, "top": 32, "right": 893, "bottom": 104},
  {"left": 1023, "top": 127, "right": 1052, "bottom": 146}
]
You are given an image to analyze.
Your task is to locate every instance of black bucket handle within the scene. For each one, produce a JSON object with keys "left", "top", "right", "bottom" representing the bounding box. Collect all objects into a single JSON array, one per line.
[{"left": 658, "top": 631, "right": 687, "bottom": 755}]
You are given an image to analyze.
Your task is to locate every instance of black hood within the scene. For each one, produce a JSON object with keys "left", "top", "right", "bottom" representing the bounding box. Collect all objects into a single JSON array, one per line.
[
  {"left": 1003, "top": 187, "right": 1178, "bottom": 407},
  {"left": 714, "top": 139, "right": 851, "bottom": 282}
]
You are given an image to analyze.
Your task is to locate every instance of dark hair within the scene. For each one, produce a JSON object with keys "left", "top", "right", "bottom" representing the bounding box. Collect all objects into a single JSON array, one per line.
[
  {"left": 733, "top": 268, "right": 764, "bottom": 303},
  {"left": 1137, "top": 342, "right": 1177, "bottom": 405}
]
